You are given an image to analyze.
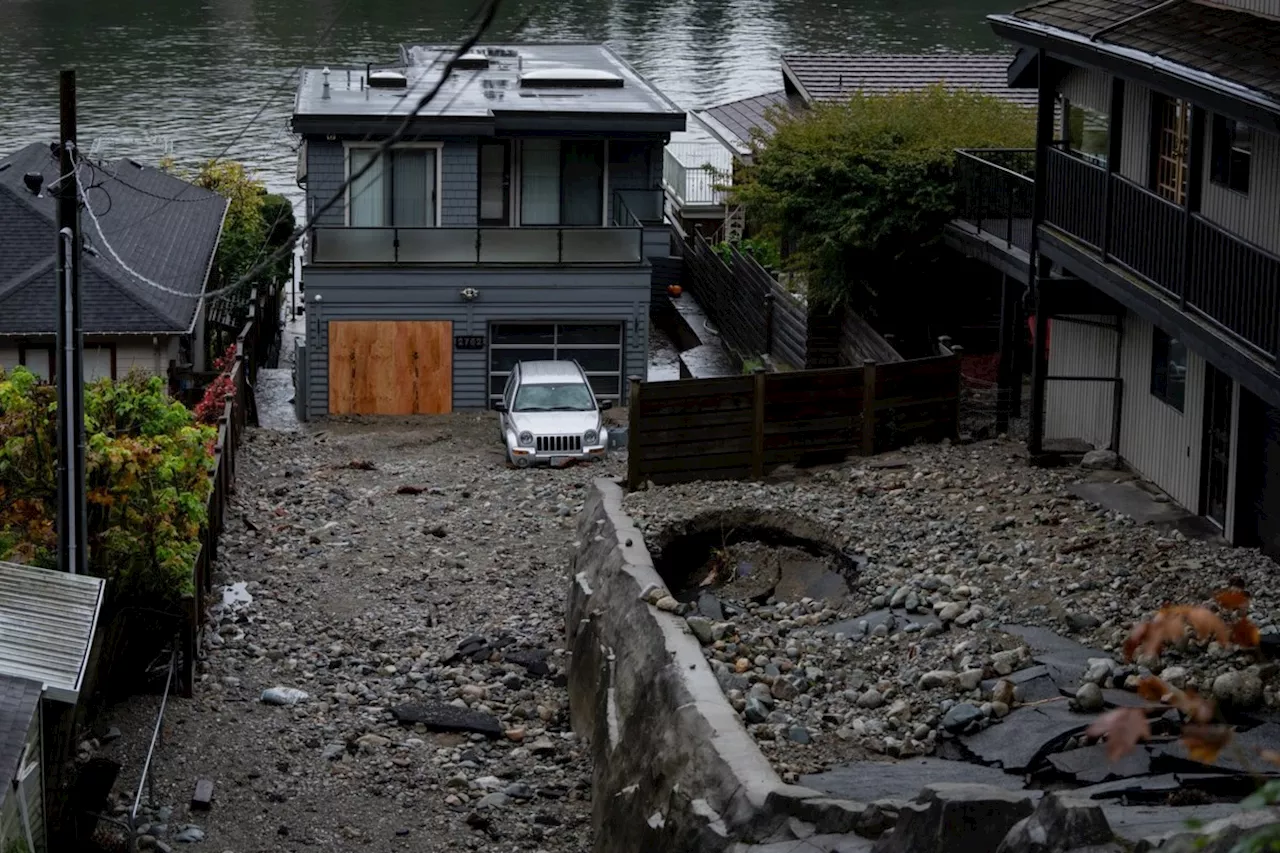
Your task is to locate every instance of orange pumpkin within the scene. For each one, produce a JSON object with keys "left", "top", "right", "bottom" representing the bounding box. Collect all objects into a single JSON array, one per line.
[{"left": 667, "top": 284, "right": 683, "bottom": 297}]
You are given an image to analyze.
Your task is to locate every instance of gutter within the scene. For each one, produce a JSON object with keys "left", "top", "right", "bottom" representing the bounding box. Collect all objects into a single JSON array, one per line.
[
  {"left": 191, "top": 196, "right": 232, "bottom": 336},
  {"left": 989, "top": 14, "right": 1280, "bottom": 130}
]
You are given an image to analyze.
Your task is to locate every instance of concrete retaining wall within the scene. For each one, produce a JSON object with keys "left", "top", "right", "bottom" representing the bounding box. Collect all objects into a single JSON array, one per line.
[{"left": 566, "top": 478, "right": 864, "bottom": 853}]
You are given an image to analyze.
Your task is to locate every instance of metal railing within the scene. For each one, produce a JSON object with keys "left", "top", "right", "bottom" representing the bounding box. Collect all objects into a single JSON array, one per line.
[
  {"left": 954, "top": 149, "right": 1035, "bottom": 251},
  {"left": 310, "top": 224, "right": 645, "bottom": 265},
  {"left": 663, "top": 145, "right": 732, "bottom": 207},
  {"left": 956, "top": 146, "right": 1280, "bottom": 362}
]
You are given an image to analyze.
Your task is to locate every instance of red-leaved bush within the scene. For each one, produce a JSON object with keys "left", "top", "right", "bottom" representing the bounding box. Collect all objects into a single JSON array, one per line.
[{"left": 194, "top": 345, "right": 238, "bottom": 425}]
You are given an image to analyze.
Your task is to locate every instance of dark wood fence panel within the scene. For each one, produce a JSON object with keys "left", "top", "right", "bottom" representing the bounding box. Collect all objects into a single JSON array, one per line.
[{"left": 627, "top": 355, "right": 958, "bottom": 489}]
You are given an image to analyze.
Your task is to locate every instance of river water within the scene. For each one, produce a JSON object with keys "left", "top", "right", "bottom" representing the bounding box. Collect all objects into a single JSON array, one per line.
[{"left": 0, "top": 0, "right": 1014, "bottom": 207}]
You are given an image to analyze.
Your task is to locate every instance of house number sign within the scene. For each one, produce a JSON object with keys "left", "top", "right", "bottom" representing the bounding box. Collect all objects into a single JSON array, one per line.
[{"left": 455, "top": 335, "right": 485, "bottom": 350}]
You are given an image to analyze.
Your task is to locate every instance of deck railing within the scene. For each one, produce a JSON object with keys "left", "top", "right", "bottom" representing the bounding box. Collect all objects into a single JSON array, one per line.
[
  {"left": 956, "top": 147, "right": 1280, "bottom": 362},
  {"left": 953, "top": 149, "right": 1034, "bottom": 252},
  {"left": 613, "top": 188, "right": 666, "bottom": 225},
  {"left": 310, "top": 225, "right": 645, "bottom": 265},
  {"left": 663, "top": 145, "right": 732, "bottom": 207}
]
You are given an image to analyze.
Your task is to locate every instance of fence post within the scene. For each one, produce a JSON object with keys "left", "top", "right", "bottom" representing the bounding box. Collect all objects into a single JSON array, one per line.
[
  {"left": 627, "top": 375, "right": 642, "bottom": 490},
  {"left": 751, "top": 367, "right": 766, "bottom": 479},
  {"left": 763, "top": 292, "right": 776, "bottom": 358},
  {"left": 1006, "top": 183, "right": 1015, "bottom": 248},
  {"left": 861, "top": 361, "right": 877, "bottom": 456},
  {"left": 951, "top": 345, "right": 964, "bottom": 441}
]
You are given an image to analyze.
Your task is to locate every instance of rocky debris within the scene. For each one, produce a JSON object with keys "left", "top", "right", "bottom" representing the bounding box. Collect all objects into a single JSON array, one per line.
[
  {"left": 996, "top": 792, "right": 1116, "bottom": 853},
  {"left": 93, "top": 418, "right": 605, "bottom": 852},
  {"left": 871, "top": 783, "right": 1035, "bottom": 853},
  {"left": 801, "top": 758, "right": 1027, "bottom": 804},
  {"left": 390, "top": 702, "right": 502, "bottom": 738},
  {"left": 1080, "top": 450, "right": 1118, "bottom": 470},
  {"left": 1212, "top": 668, "right": 1264, "bottom": 711}
]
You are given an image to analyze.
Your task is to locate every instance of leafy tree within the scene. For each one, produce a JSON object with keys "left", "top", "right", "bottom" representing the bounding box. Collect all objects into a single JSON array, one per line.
[
  {"left": 731, "top": 86, "right": 1035, "bottom": 317},
  {"left": 0, "top": 368, "right": 214, "bottom": 606}
]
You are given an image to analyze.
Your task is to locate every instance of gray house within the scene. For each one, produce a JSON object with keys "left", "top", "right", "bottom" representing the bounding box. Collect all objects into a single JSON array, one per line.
[
  {"left": 292, "top": 43, "right": 685, "bottom": 418},
  {"left": 0, "top": 143, "right": 228, "bottom": 383}
]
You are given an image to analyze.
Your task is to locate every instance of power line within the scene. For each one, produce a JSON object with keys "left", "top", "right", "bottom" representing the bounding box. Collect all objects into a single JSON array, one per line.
[{"left": 68, "top": 0, "right": 514, "bottom": 308}]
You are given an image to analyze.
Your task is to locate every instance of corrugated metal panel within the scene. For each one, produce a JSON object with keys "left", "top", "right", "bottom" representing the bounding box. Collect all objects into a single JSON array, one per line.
[
  {"left": 302, "top": 268, "right": 650, "bottom": 417},
  {"left": 1059, "top": 67, "right": 1111, "bottom": 113},
  {"left": 1044, "top": 315, "right": 1119, "bottom": 447},
  {"left": 1120, "top": 83, "right": 1152, "bottom": 184},
  {"left": 1118, "top": 314, "right": 1206, "bottom": 510},
  {"left": 0, "top": 562, "right": 105, "bottom": 704},
  {"left": 1200, "top": 121, "right": 1280, "bottom": 256}
]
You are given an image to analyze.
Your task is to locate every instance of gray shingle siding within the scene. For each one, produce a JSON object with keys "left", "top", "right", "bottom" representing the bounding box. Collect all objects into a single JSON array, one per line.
[
  {"left": 441, "top": 140, "right": 478, "bottom": 227},
  {"left": 301, "top": 266, "right": 650, "bottom": 416},
  {"left": 306, "top": 140, "right": 346, "bottom": 226}
]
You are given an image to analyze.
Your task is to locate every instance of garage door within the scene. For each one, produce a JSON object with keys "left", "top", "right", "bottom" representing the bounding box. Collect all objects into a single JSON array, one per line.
[
  {"left": 489, "top": 322, "right": 622, "bottom": 405},
  {"left": 328, "top": 321, "right": 452, "bottom": 415}
]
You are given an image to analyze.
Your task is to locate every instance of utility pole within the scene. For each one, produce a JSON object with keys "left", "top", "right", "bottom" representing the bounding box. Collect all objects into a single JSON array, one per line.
[{"left": 56, "top": 67, "right": 87, "bottom": 576}]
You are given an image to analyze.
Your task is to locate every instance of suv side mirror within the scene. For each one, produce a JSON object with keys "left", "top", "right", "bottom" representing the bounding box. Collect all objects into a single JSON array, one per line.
[
  {"left": 492, "top": 402, "right": 507, "bottom": 413},
  {"left": 598, "top": 399, "right": 613, "bottom": 410}
]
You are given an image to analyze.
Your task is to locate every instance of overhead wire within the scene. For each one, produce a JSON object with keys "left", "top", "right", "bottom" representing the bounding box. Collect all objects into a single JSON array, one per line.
[{"left": 68, "top": 0, "right": 515, "bottom": 306}]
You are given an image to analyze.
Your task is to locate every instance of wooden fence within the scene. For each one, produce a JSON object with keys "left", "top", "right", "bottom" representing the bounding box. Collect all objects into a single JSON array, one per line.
[
  {"left": 177, "top": 305, "right": 264, "bottom": 696},
  {"left": 679, "top": 231, "right": 901, "bottom": 369},
  {"left": 626, "top": 354, "right": 961, "bottom": 488}
]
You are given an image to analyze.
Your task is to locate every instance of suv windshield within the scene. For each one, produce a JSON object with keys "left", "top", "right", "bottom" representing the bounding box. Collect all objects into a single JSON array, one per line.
[{"left": 513, "top": 382, "right": 596, "bottom": 412}]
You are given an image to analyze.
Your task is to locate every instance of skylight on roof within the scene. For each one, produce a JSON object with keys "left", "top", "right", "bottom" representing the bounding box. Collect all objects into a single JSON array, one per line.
[
  {"left": 369, "top": 70, "right": 408, "bottom": 89},
  {"left": 454, "top": 52, "right": 490, "bottom": 70},
  {"left": 519, "top": 68, "right": 624, "bottom": 89}
]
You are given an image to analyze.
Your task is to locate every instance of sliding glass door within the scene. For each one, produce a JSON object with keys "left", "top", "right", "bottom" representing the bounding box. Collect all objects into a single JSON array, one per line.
[{"left": 519, "top": 140, "right": 604, "bottom": 226}]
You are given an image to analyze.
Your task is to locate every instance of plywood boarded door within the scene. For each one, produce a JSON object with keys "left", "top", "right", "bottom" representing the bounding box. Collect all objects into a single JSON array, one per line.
[{"left": 328, "top": 321, "right": 453, "bottom": 415}]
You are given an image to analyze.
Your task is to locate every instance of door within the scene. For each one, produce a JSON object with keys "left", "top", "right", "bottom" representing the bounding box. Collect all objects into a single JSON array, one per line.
[
  {"left": 328, "top": 321, "right": 453, "bottom": 415},
  {"left": 1202, "top": 363, "right": 1233, "bottom": 529},
  {"left": 478, "top": 141, "right": 510, "bottom": 226},
  {"left": 1153, "top": 94, "right": 1190, "bottom": 204}
]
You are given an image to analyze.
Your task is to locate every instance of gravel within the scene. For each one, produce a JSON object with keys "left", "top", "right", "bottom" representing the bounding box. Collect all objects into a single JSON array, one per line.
[
  {"left": 97, "top": 414, "right": 628, "bottom": 853},
  {"left": 623, "top": 437, "right": 1280, "bottom": 782}
]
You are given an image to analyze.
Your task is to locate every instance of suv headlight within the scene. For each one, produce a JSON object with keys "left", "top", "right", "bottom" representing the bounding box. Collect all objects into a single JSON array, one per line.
[
  {"left": 518, "top": 431, "right": 534, "bottom": 447},
  {"left": 583, "top": 429, "right": 599, "bottom": 446}
]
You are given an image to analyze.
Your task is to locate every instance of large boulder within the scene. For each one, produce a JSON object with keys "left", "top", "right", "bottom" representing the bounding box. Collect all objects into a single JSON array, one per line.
[
  {"left": 871, "top": 784, "right": 1035, "bottom": 853},
  {"left": 996, "top": 793, "right": 1116, "bottom": 853}
]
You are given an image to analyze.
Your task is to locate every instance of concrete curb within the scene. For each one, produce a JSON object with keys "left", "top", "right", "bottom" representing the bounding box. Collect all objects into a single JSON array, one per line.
[{"left": 566, "top": 477, "right": 864, "bottom": 853}]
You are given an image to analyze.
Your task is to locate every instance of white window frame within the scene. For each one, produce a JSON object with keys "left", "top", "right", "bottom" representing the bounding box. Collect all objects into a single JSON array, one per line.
[
  {"left": 343, "top": 141, "right": 444, "bottom": 227},
  {"left": 512, "top": 139, "right": 610, "bottom": 228}
]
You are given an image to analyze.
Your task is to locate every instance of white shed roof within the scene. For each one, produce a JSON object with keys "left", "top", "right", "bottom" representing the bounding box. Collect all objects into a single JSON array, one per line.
[{"left": 0, "top": 561, "right": 105, "bottom": 704}]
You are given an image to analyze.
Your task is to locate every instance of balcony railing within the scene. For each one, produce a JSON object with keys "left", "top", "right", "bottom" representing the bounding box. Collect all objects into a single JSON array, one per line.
[
  {"left": 309, "top": 225, "right": 644, "bottom": 265},
  {"left": 954, "top": 149, "right": 1035, "bottom": 252},
  {"left": 613, "top": 189, "right": 665, "bottom": 226},
  {"left": 662, "top": 144, "right": 733, "bottom": 208},
  {"left": 956, "top": 146, "right": 1280, "bottom": 362}
]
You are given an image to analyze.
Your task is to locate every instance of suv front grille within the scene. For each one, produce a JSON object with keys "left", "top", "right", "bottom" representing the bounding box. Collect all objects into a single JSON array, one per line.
[{"left": 536, "top": 435, "right": 583, "bottom": 454}]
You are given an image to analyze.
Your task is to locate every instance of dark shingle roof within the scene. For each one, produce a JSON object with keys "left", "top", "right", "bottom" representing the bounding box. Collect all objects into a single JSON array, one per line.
[
  {"left": 696, "top": 54, "right": 1038, "bottom": 155},
  {"left": 1007, "top": 0, "right": 1280, "bottom": 108},
  {"left": 781, "top": 53, "right": 1040, "bottom": 109},
  {"left": 0, "top": 675, "right": 41, "bottom": 805},
  {"left": 696, "top": 90, "right": 805, "bottom": 154},
  {"left": 0, "top": 143, "right": 229, "bottom": 335}
]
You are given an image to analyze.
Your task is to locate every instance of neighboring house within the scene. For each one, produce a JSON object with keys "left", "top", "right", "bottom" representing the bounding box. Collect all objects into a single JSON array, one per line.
[
  {"left": 292, "top": 43, "right": 685, "bottom": 418},
  {"left": 950, "top": 0, "right": 1280, "bottom": 555},
  {"left": 0, "top": 561, "right": 105, "bottom": 853},
  {"left": 665, "top": 53, "right": 1041, "bottom": 235},
  {"left": 0, "top": 143, "right": 229, "bottom": 383}
]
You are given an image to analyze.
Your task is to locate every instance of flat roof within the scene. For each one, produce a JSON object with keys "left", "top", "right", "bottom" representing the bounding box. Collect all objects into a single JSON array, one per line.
[
  {"left": 0, "top": 561, "right": 105, "bottom": 704},
  {"left": 293, "top": 43, "right": 686, "bottom": 136}
]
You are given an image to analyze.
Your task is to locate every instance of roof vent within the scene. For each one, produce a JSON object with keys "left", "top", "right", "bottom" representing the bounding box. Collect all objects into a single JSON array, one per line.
[
  {"left": 368, "top": 70, "right": 408, "bottom": 89},
  {"left": 454, "top": 52, "right": 490, "bottom": 70},
  {"left": 22, "top": 172, "right": 43, "bottom": 195},
  {"left": 519, "top": 68, "right": 624, "bottom": 89}
]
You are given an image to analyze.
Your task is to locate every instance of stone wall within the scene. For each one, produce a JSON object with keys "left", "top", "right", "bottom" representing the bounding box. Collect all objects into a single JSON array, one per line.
[{"left": 565, "top": 478, "right": 867, "bottom": 852}]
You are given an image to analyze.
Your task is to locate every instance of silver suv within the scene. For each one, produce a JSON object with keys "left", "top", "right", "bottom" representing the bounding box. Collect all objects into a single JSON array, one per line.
[{"left": 493, "top": 360, "right": 611, "bottom": 467}]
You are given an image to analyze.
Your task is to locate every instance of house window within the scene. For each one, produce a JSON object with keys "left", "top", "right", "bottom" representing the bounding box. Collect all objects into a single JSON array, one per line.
[
  {"left": 519, "top": 140, "right": 604, "bottom": 226},
  {"left": 1210, "top": 114, "right": 1251, "bottom": 194},
  {"left": 1151, "top": 327, "right": 1187, "bottom": 412},
  {"left": 348, "top": 146, "right": 438, "bottom": 226},
  {"left": 1064, "top": 100, "right": 1109, "bottom": 168}
]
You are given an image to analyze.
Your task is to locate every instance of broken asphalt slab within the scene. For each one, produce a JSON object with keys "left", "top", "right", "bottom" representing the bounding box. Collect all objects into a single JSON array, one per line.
[
  {"left": 960, "top": 700, "right": 1096, "bottom": 773},
  {"left": 1047, "top": 743, "right": 1153, "bottom": 784},
  {"left": 799, "top": 758, "right": 1029, "bottom": 803},
  {"left": 390, "top": 702, "right": 502, "bottom": 737},
  {"left": 1000, "top": 624, "right": 1113, "bottom": 690}
]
